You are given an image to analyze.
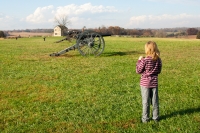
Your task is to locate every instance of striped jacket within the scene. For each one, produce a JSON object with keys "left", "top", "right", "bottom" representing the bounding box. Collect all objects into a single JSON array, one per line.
[{"left": 136, "top": 56, "right": 162, "bottom": 88}]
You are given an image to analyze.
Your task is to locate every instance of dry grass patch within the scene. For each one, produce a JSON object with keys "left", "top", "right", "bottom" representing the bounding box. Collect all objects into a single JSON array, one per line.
[{"left": 8, "top": 32, "right": 53, "bottom": 37}]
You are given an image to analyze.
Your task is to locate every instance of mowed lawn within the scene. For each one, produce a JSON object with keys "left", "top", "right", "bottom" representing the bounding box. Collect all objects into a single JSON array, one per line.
[{"left": 0, "top": 36, "right": 200, "bottom": 132}]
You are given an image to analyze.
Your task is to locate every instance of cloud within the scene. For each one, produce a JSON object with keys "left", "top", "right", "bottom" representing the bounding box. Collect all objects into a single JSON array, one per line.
[
  {"left": 128, "top": 13, "right": 200, "bottom": 28},
  {"left": 0, "top": 13, "right": 22, "bottom": 30},
  {"left": 54, "top": 3, "right": 118, "bottom": 17},
  {"left": 53, "top": 3, "right": 118, "bottom": 27},
  {"left": 26, "top": 5, "right": 54, "bottom": 23},
  {"left": 25, "top": 3, "right": 118, "bottom": 24},
  {"left": 0, "top": 3, "right": 118, "bottom": 30},
  {"left": 22, "top": 3, "right": 119, "bottom": 28},
  {"left": 0, "top": 13, "right": 13, "bottom": 22}
]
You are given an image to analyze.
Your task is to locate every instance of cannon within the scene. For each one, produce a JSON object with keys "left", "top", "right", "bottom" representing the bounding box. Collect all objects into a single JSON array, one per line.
[{"left": 50, "top": 30, "right": 111, "bottom": 57}]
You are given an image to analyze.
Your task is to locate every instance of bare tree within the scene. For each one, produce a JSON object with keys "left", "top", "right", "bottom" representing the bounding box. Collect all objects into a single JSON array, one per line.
[
  {"left": 54, "top": 14, "right": 70, "bottom": 27},
  {"left": 154, "top": 30, "right": 166, "bottom": 38},
  {"left": 54, "top": 14, "right": 70, "bottom": 36},
  {"left": 142, "top": 30, "right": 153, "bottom": 37}
]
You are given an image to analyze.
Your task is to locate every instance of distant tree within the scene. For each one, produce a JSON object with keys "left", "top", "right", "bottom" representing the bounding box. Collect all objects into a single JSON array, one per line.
[
  {"left": 97, "top": 25, "right": 108, "bottom": 34},
  {"left": 196, "top": 31, "right": 200, "bottom": 39},
  {"left": 173, "top": 31, "right": 187, "bottom": 37},
  {"left": 54, "top": 14, "right": 70, "bottom": 35},
  {"left": 129, "top": 29, "right": 141, "bottom": 36},
  {"left": 25, "top": 29, "right": 31, "bottom": 32},
  {"left": 187, "top": 28, "right": 198, "bottom": 35},
  {"left": 114, "top": 26, "right": 121, "bottom": 35},
  {"left": 154, "top": 30, "right": 166, "bottom": 38},
  {"left": 54, "top": 14, "right": 70, "bottom": 27},
  {"left": 108, "top": 26, "right": 115, "bottom": 35},
  {"left": 0, "top": 31, "right": 5, "bottom": 38},
  {"left": 166, "top": 33, "right": 174, "bottom": 37},
  {"left": 125, "top": 29, "right": 130, "bottom": 35},
  {"left": 120, "top": 28, "right": 127, "bottom": 35},
  {"left": 142, "top": 30, "right": 153, "bottom": 37}
]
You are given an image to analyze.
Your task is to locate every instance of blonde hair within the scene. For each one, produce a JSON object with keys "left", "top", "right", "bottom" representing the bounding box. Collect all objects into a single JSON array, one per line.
[{"left": 145, "top": 41, "right": 160, "bottom": 60}]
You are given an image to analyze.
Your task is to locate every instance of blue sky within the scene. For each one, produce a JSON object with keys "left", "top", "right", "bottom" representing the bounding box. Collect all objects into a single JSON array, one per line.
[{"left": 1, "top": 0, "right": 200, "bottom": 30}]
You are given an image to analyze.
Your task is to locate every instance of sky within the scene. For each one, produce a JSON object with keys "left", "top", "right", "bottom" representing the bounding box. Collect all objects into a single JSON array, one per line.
[{"left": 1, "top": 0, "right": 200, "bottom": 30}]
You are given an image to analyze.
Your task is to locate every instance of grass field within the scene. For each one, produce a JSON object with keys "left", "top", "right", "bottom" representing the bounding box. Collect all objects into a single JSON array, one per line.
[{"left": 0, "top": 36, "right": 200, "bottom": 133}]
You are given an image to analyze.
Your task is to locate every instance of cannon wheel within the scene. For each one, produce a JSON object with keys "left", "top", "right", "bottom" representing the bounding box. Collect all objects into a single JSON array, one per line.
[{"left": 76, "top": 31, "right": 105, "bottom": 56}]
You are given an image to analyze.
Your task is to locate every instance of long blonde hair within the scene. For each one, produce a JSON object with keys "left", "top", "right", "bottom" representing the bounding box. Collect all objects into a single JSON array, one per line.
[{"left": 145, "top": 41, "right": 160, "bottom": 60}]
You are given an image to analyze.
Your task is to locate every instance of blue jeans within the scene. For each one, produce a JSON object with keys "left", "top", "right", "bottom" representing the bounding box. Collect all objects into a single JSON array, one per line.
[{"left": 140, "top": 86, "right": 159, "bottom": 122}]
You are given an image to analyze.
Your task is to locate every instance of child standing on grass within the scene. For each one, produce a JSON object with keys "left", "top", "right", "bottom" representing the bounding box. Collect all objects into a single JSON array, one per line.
[{"left": 136, "top": 41, "right": 162, "bottom": 123}]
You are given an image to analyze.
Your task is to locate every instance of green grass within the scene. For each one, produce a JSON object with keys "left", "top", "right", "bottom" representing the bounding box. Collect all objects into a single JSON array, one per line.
[{"left": 0, "top": 37, "right": 200, "bottom": 133}]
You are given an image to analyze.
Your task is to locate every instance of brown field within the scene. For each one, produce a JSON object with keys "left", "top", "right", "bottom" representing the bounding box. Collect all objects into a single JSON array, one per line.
[
  {"left": 167, "top": 35, "right": 196, "bottom": 39},
  {"left": 184, "top": 35, "right": 196, "bottom": 39},
  {"left": 7, "top": 32, "right": 53, "bottom": 38}
]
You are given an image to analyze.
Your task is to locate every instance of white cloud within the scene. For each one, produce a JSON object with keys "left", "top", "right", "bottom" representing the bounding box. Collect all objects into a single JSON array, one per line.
[
  {"left": 0, "top": 13, "right": 20, "bottom": 30},
  {"left": 0, "top": 3, "right": 118, "bottom": 29},
  {"left": 128, "top": 13, "right": 200, "bottom": 28},
  {"left": 0, "top": 13, "right": 13, "bottom": 22},
  {"left": 54, "top": 3, "right": 118, "bottom": 17},
  {"left": 22, "top": 3, "right": 119, "bottom": 28},
  {"left": 52, "top": 3, "right": 119, "bottom": 28},
  {"left": 26, "top": 5, "right": 54, "bottom": 23}
]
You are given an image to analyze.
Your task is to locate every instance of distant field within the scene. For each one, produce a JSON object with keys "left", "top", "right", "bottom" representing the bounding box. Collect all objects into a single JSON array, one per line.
[
  {"left": 174, "top": 35, "right": 196, "bottom": 39},
  {"left": 0, "top": 37, "right": 199, "bottom": 132},
  {"left": 7, "top": 32, "right": 53, "bottom": 37}
]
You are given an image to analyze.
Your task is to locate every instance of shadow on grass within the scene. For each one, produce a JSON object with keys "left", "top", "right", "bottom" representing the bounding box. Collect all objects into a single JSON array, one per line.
[
  {"left": 51, "top": 53, "right": 80, "bottom": 58},
  {"left": 102, "top": 51, "right": 143, "bottom": 57},
  {"left": 160, "top": 107, "right": 200, "bottom": 120},
  {"left": 50, "top": 51, "right": 144, "bottom": 57}
]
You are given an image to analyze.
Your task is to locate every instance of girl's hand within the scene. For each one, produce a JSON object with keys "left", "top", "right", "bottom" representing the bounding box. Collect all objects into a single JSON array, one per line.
[{"left": 138, "top": 56, "right": 144, "bottom": 60}]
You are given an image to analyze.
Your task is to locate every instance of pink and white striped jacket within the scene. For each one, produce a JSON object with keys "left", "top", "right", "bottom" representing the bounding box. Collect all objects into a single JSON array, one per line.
[{"left": 136, "top": 56, "right": 162, "bottom": 88}]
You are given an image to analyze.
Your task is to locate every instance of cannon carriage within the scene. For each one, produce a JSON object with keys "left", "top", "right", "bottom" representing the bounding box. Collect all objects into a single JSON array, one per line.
[{"left": 50, "top": 29, "right": 110, "bottom": 57}]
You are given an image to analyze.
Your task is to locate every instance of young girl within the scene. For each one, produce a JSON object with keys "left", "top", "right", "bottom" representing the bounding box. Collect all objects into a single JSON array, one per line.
[{"left": 136, "top": 41, "right": 162, "bottom": 123}]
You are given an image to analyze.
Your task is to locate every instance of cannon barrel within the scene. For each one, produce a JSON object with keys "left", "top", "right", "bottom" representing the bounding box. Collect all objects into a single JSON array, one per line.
[
  {"left": 99, "top": 33, "right": 111, "bottom": 37},
  {"left": 79, "top": 33, "right": 111, "bottom": 39},
  {"left": 67, "top": 30, "right": 111, "bottom": 37}
]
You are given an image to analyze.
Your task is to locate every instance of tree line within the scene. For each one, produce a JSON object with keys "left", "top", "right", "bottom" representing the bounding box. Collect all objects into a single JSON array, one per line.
[
  {"left": 1, "top": 27, "right": 200, "bottom": 39},
  {"left": 92, "top": 26, "right": 200, "bottom": 38}
]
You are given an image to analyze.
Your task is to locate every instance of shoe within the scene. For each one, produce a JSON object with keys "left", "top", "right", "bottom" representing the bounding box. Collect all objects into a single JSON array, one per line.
[{"left": 141, "top": 120, "right": 149, "bottom": 123}]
